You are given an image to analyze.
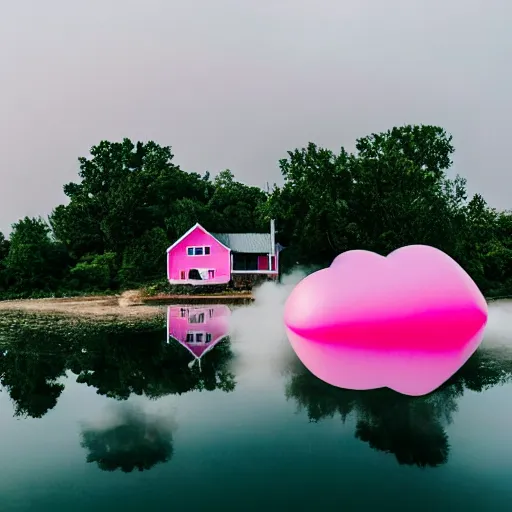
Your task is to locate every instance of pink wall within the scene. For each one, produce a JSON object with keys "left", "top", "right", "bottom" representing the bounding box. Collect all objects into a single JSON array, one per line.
[{"left": 167, "top": 226, "right": 231, "bottom": 284}]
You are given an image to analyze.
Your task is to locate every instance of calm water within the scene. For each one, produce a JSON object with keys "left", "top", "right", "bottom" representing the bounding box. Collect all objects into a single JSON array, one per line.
[{"left": 1, "top": 301, "right": 512, "bottom": 512}]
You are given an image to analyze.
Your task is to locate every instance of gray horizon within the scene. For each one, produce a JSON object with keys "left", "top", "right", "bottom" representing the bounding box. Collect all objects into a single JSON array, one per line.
[{"left": 1, "top": 0, "right": 510, "bottom": 236}]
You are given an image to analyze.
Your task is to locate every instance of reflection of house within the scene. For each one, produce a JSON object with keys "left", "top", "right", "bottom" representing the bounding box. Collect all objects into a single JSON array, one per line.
[
  {"left": 167, "top": 305, "right": 231, "bottom": 360},
  {"left": 166, "top": 220, "right": 284, "bottom": 286}
]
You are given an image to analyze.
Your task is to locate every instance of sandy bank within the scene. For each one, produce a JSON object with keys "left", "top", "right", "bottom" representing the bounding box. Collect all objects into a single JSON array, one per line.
[
  {"left": 0, "top": 290, "right": 253, "bottom": 319},
  {"left": 0, "top": 293, "right": 161, "bottom": 319}
]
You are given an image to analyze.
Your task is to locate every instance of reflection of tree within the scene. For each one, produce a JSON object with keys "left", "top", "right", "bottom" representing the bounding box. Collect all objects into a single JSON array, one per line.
[
  {"left": 354, "top": 390, "right": 452, "bottom": 467},
  {"left": 70, "top": 331, "right": 236, "bottom": 400},
  {"left": 0, "top": 328, "right": 68, "bottom": 418},
  {"left": 68, "top": 327, "right": 171, "bottom": 400},
  {"left": 285, "top": 347, "right": 512, "bottom": 468},
  {"left": 0, "top": 312, "right": 235, "bottom": 419},
  {"left": 80, "top": 407, "right": 174, "bottom": 473}
]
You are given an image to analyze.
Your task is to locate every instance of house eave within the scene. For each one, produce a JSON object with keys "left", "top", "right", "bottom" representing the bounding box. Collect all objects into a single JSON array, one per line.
[{"left": 166, "top": 223, "right": 231, "bottom": 253}]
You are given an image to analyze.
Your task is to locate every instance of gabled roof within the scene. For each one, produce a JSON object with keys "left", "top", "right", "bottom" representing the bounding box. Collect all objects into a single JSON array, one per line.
[
  {"left": 211, "top": 232, "right": 272, "bottom": 254},
  {"left": 166, "top": 223, "right": 230, "bottom": 253}
]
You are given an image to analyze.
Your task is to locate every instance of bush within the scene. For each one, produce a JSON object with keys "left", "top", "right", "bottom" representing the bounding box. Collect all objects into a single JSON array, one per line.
[
  {"left": 139, "top": 279, "right": 232, "bottom": 297},
  {"left": 69, "top": 252, "right": 117, "bottom": 291},
  {"left": 70, "top": 262, "right": 110, "bottom": 291}
]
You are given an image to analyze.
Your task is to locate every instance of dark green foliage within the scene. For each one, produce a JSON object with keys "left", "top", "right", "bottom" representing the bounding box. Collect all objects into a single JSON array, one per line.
[
  {"left": 2, "top": 217, "right": 69, "bottom": 292},
  {"left": 69, "top": 252, "right": 117, "bottom": 291},
  {"left": 119, "top": 227, "right": 169, "bottom": 286},
  {"left": 262, "top": 125, "right": 512, "bottom": 295},
  {"left": 1, "top": 126, "right": 512, "bottom": 298},
  {"left": 0, "top": 232, "right": 10, "bottom": 291}
]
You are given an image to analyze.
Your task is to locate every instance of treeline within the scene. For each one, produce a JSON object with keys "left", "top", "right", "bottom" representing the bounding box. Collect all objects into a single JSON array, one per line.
[
  {"left": 0, "top": 125, "right": 511, "bottom": 298},
  {"left": 0, "top": 140, "right": 267, "bottom": 298}
]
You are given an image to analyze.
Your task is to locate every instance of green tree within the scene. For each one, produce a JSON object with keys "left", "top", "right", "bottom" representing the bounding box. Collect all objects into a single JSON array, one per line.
[
  {"left": 4, "top": 217, "right": 68, "bottom": 291},
  {"left": 50, "top": 139, "right": 210, "bottom": 262},
  {"left": 119, "top": 227, "right": 170, "bottom": 286},
  {"left": 165, "top": 198, "right": 210, "bottom": 240},
  {"left": 2, "top": 126, "right": 511, "bottom": 297},
  {"left": 0, "top": 232, "right": 10, "bottom": 290},
  {"left": 346, "top": 125, "right": 464, "bottom": 254},
  {"left": 50, "top": 202, "right": 104, "bottom": 260},
  {"left": 0, "top": 232, "right": 9, "bottom": 261},
  {"left": 206, "top": 169, "right": 268, "bottom": 233},
  {"left": 69, "top": 252, "right": 117, "bottom": 291},
  {"left": 265, "top": 125, "right": 473, "bottom": 271},
  {"left": 260, "top": 144, "right": 355, "bottom": 266}
]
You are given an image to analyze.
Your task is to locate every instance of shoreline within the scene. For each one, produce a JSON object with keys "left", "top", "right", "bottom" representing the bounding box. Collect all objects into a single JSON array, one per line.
[
  {"left": 0, "top": 290, "right": 508, "bottom": 321},
  {"left": 0, "top": 291, "right": 254, "bottom": 319},
  {"left": 143, "top": 293, "right": 253, "bottom": 304}
]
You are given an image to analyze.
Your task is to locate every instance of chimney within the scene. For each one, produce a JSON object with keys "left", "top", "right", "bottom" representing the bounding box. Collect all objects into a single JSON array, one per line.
[{"left": 270, "top": 219, "right": 276, "bottom": 255}]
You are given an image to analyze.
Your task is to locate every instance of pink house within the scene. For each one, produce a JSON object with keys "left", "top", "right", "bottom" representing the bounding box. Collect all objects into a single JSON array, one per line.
[
  {"left": 166, "top": 219, "right": 282, "bottom": 285},
  {"left": 167, "top": 305, "right": 231, "bottom": 362}
]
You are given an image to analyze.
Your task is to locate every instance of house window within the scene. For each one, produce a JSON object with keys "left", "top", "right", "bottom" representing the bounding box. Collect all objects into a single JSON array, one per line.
[
  {"left": 186, "top": 333, "right": 194, "bottom": 343},
  {"left": 208, "top": 269, "right": 215, "bottom": 279},
  {"left": 180, "top": 308, "right": 187, "bottom": 318},
  {"left": 189, "top": 313, "right": 205, "bottom": 324},
  {"left": 233, "top": 253, "right": 259, "bottom": 270},
  {"left": 206, "top": 333, "right": 212, "bottom": 343},
  {"left": 196, "top": 333, "right": 203, "bottom": 343},
  {"left": 180, "top": 271, "right": 186, "bottom": 279},
  {"left": 187, "top": 246, "right": 211, "bottom": 256}
]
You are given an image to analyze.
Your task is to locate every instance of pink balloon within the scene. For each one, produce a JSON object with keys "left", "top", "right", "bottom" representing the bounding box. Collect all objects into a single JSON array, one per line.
[{"left": 284, "top": 245, "right": 488, "bottom": 396}]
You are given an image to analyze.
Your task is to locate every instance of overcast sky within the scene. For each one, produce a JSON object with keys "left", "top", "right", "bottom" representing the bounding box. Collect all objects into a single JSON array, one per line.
[{"left": 1, "top": 0, "right": 510, "bottom": 235}]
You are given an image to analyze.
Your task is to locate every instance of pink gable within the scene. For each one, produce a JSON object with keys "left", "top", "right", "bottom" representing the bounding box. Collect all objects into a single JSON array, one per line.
[{"left": 167, "top": 224, "right": 231, "bottom": 284}]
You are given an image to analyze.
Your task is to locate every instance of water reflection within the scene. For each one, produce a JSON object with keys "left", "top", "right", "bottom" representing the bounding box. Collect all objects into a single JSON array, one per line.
[
  {"left": 167, "top": 305, "right": 231, "bottom": 369},
  {"left": 2, "top": 308, "right": 512, "bottom": 473},
  {"left": 285, "top": 347, "right": 512, "bottom": 467},
  {"left": 0, "top": 328, "right": 68, "bottom": 418},
  {"left": 0, "top": 312, "right": 235, "bottom": 419},
  {"left": 80, "top": 405, "right": 176, "bottom": 473},
  {"left": 285, "top": 326, "right": 485, "bottom": 396}
]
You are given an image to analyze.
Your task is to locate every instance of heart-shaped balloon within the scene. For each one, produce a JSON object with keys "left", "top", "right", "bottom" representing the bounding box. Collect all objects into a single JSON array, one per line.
[
  {"left": 284, "top": 245, "right": 488, "bottom": 395},
  {"left": 285, "top": 326, "right": 485, "bottom": 396}
]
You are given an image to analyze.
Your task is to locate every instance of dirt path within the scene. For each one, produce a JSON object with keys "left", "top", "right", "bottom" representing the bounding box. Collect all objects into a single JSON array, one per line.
[
  {"left": 0, "top": 290, "right": 253, "bottom": 319},
  {"left": 0, "top": 293, "right": 159, "bottom": 319}
]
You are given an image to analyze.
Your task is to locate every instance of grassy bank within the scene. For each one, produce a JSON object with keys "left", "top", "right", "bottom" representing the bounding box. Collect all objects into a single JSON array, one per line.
[
  {"left": 0, "top": 309, "right": 165, "bottom": 333},
  {"left": 0, "top": 278, "right": 251, "bottom": 302}
]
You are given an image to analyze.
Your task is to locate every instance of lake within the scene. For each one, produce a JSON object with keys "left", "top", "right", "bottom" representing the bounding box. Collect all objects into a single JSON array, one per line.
[{"left": 1, "top": 299, "right": 512, "bottom": 512}]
